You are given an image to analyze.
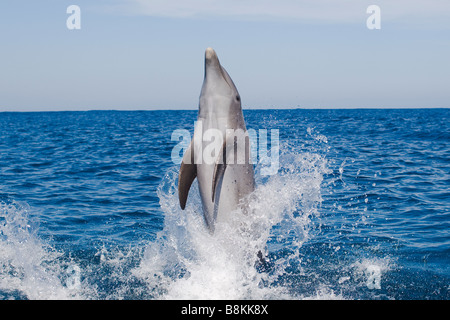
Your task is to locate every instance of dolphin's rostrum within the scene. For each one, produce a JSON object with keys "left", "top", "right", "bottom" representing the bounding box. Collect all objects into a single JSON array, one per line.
[{"left": 178, "top": 48, "right": 255, "bottom": 232}]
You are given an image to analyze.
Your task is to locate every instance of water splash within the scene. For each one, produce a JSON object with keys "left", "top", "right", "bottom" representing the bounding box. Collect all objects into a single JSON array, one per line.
[
  {"left": 0, "top": 201, "right": 87, "bottom": 299},
  {"left": 352, "top": 258, "right": 393, "bottom": 290},
  {"left": 133, "top": 141, "right": 331, "bottom": 299},
  {"left": 0, "top": 130, "right": 356, "bottom": 300}
]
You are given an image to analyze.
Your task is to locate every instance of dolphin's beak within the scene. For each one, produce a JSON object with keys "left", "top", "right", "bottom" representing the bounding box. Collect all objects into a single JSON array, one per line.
[
  {"left": 204, "top": 47, "right": 222, "bottom": 77},
  {"left": 203, "top": 47, "right": 238, "bottom": 94},
  {"left": 205, "top": 47, "right": 219, "bottom": 65}
]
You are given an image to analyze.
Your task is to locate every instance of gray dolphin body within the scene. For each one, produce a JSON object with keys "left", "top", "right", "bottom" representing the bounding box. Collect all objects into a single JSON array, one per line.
[{"left": 178, "top": 48, "right": 255, "bottom": 232}]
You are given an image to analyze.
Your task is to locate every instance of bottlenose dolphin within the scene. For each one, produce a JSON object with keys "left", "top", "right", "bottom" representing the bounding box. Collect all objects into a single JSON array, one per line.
[{"left": 178, "top": 47, "right": 255, "bottom": 232}]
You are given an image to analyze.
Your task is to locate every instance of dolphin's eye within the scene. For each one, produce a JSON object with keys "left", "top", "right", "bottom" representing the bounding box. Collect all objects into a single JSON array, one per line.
[{"left": 236, "top": 95, "right": 241, "bottom": 102}]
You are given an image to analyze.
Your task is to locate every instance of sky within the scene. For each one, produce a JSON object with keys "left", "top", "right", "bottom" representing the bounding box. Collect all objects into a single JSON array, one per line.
[{"left": 0, "top": 0, "right": 449, "bottom": 111}]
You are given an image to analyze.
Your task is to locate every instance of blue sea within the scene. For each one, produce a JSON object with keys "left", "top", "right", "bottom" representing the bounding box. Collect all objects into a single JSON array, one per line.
[{"left": 0, "top": 109, "right": 448, "bottom": 300}]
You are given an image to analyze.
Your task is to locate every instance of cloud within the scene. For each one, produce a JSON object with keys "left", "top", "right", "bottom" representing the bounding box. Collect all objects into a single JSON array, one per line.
[{"left": 107, "top": 0, "right": 450, "bottom": 26}]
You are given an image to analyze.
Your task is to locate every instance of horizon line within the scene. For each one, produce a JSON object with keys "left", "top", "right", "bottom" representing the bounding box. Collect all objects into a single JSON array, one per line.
[{"left": 0, "top": 106, "right": 448, "bottom": 113}]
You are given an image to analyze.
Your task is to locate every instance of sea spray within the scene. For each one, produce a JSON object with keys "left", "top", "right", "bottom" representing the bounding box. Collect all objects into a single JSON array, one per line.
[
  {"left": 0, "top": 201, "right": 86, "bottom": 299},
  {"left": 134, "top": 140, "right": 331, "bottom": 299}
]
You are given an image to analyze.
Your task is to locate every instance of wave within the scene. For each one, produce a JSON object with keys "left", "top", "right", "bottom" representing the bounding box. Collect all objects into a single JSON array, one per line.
[{"left": 0, "top": 201, "right": 87, "bottom": 299}]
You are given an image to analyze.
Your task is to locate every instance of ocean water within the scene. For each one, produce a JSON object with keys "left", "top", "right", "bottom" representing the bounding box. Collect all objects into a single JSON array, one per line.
[{"left": 0, "top": 109, "right": 448, "bottom": 300}]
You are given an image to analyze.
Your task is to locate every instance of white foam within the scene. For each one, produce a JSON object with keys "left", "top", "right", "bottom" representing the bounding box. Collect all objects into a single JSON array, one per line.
[
  {"left": 352, "top": 258, "right": 393, "bottom": 290},
  {"left": 0, "top": 201, "right": 85, "bottom": 299},
  {"left": 134, "top": 144, "right": 331, "bottom": 300}
]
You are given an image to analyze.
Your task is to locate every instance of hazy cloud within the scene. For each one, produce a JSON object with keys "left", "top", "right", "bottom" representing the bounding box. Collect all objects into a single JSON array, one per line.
[{"left": 108, "top": 0, "right": 450, "bottom": 26}]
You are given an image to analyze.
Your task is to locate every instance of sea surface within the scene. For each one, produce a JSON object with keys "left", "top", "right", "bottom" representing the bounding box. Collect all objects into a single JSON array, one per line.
[{"left": 0, "top": 109, "right": 448, "bottom": 300}]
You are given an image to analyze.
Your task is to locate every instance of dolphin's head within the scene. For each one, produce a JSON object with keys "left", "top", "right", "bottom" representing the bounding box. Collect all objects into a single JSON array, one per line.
[{"left": 199, "top": 48, "right": 241, "bottom": 115}]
